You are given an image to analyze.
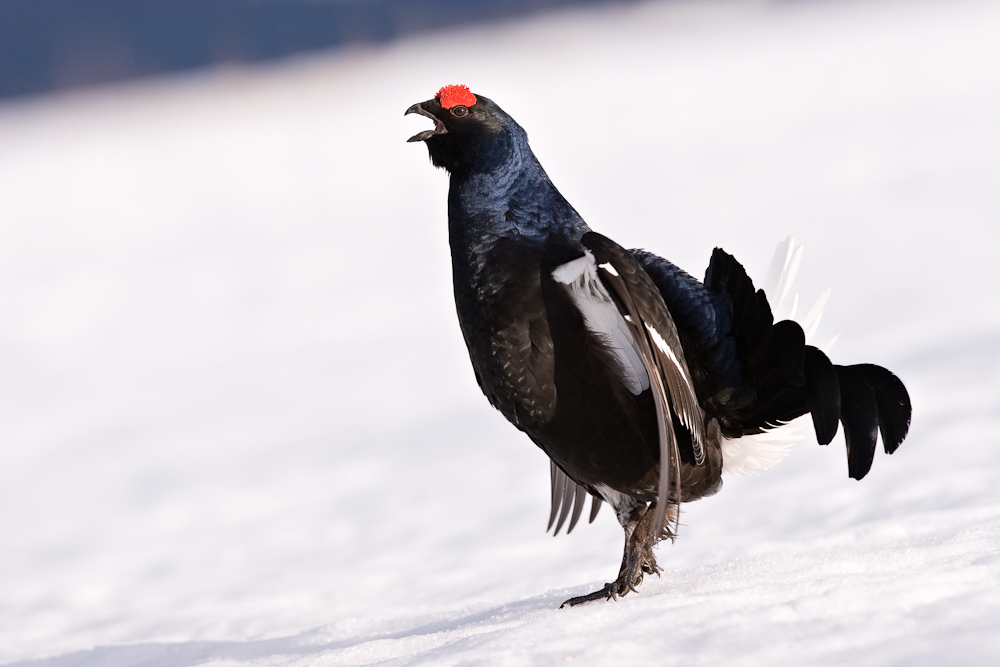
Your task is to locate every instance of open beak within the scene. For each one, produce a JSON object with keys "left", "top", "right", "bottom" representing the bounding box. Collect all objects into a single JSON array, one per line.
[{"left": 405, "top": 102, "right": 448, "bottom": 143}]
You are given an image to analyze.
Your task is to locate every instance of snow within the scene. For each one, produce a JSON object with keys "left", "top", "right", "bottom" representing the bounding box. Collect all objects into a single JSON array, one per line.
[{"left": 2, "top": 0, "right": 1000, "bottom": 664}]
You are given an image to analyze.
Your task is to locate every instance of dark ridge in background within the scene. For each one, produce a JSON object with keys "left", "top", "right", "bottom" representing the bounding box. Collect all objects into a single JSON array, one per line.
[{"left": 0, "top": 0, "right": 634, "bottom": 101}]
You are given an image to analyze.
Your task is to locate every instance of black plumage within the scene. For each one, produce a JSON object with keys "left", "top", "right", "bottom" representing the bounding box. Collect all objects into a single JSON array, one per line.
[{"left": 406, "top": 85, "right": 912, "bottom": 606}]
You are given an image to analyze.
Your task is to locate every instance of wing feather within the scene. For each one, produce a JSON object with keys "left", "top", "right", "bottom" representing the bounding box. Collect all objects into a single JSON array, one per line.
[
  {"left": 582, "top": 232, "right": 708, "bottom": 537},
  {"left": 566, "top": 483, "right": 587, "bottom": 534},
  {"left": 552, "top": 466, "right": 574, "bottom": 535},
  {"left": 547, "top": 460, "right": 561, "bottom": 531},
  {"left": 548, "top": 459, "right": 603, "bottom": 535},
  {"left": 588, "top": 495, "right": 603, "bottom": 523}
]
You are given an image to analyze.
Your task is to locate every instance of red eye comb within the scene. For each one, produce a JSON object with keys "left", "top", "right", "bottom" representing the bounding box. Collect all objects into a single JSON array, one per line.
[{"left": 436, "top": 84, "right": 477, "bottom": 110}]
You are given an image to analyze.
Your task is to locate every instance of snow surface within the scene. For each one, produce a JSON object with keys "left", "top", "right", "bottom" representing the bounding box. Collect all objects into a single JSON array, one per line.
[{"left": 3, "top": 0, "right": 1000, "bottom": 664}]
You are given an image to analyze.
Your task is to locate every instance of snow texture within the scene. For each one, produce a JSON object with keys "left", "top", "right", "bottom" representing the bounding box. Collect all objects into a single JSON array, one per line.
[{"left": 2, "top": 0, "right": 1000, "bottom": 664}]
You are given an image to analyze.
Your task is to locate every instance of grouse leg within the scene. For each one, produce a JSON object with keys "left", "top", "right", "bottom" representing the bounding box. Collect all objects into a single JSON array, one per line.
[{"left": 560, "top": 501, "right": 672, "bottom": 607}]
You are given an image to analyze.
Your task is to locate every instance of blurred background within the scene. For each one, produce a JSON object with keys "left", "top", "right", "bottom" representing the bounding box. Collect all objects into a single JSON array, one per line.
[
  {"left": 2, "top": 1, "right": 999, "bottom": 665},
  {"left": 1, "top": 0, "right": 637, "bottom": 100}
]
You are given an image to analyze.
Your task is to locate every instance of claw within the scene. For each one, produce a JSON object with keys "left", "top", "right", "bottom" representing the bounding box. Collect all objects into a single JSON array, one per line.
[{"left": 560, "top": 583, "right": 616, "bottom": 608}]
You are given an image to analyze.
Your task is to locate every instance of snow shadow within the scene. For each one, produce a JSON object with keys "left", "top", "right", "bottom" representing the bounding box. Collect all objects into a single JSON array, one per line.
[{"left": 5, "top": 591, "right": 568, "bottom": 667}]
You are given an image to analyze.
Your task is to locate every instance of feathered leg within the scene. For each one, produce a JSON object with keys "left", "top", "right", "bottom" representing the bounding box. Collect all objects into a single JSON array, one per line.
[{"left": 561, "top": 501, "right": 675, "bottom": 607}]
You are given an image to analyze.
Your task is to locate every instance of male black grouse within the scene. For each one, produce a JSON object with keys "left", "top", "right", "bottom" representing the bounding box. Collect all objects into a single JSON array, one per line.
[{"left": 406, "top": 85, "right": 911, "bottom": 607}]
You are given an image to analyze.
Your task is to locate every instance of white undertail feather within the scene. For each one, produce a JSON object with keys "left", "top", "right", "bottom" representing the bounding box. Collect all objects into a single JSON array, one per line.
[
  {"left": 719, "top": 415, "right": 812, "bottom": 477},
  {"left": 764, "top": 237, "right": 803, "bottom": 320},
  {"left": 721, "top": 237, "right": 840, "bottom": 476},
  {"left": 800, "top": 287, "right": 832, "bottom": 342}
]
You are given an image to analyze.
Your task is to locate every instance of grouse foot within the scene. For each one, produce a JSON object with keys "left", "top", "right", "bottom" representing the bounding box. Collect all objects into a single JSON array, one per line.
[{"left": 560, "top": 502, "right": 667, "bottom": 607}]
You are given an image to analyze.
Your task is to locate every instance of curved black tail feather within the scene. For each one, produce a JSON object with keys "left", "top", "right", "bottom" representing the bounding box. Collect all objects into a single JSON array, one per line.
[
  {"left": 853, "top": 363, "right": 912, "bottom": 454},
  {"left": 834, "top": 363, "right": 912, "bottom": 478},
  {"left": 704, "top": 248, "right": 912, "bottom": 479},
  {"left": 836, "top": 365, "right": 880, "bottom": 479},
  {"left": 804, "top": 346, "right": 840, "bottom": 446}
]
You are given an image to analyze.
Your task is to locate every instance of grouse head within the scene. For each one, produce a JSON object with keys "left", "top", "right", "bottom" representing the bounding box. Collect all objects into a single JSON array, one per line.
[{"left": 405, "top": 85, "right": 526, "bottom": 174}]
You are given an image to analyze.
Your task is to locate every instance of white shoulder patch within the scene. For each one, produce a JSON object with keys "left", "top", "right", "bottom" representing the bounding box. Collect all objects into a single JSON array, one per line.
[
  {"left": 722, "top": 238, "right": 838, "bottom": 476},
  {"left": 552, "top": 251, "right": 650, "bottom": 395}
]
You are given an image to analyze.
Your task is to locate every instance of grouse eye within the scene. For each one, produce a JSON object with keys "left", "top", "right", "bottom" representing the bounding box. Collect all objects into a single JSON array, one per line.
[{"left": 450, "top": 105, "right": 469, "bottom": 117}]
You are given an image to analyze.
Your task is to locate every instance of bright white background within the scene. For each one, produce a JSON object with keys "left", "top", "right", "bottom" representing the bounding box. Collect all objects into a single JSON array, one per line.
[{"left": 2, "top": 0, "right": 999, "bottom": 664}]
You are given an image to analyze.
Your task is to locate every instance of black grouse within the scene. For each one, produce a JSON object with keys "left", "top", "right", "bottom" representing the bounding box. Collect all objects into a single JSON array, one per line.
[{"left": 406, "top": 84, "right": 912, "bottom": 607}]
